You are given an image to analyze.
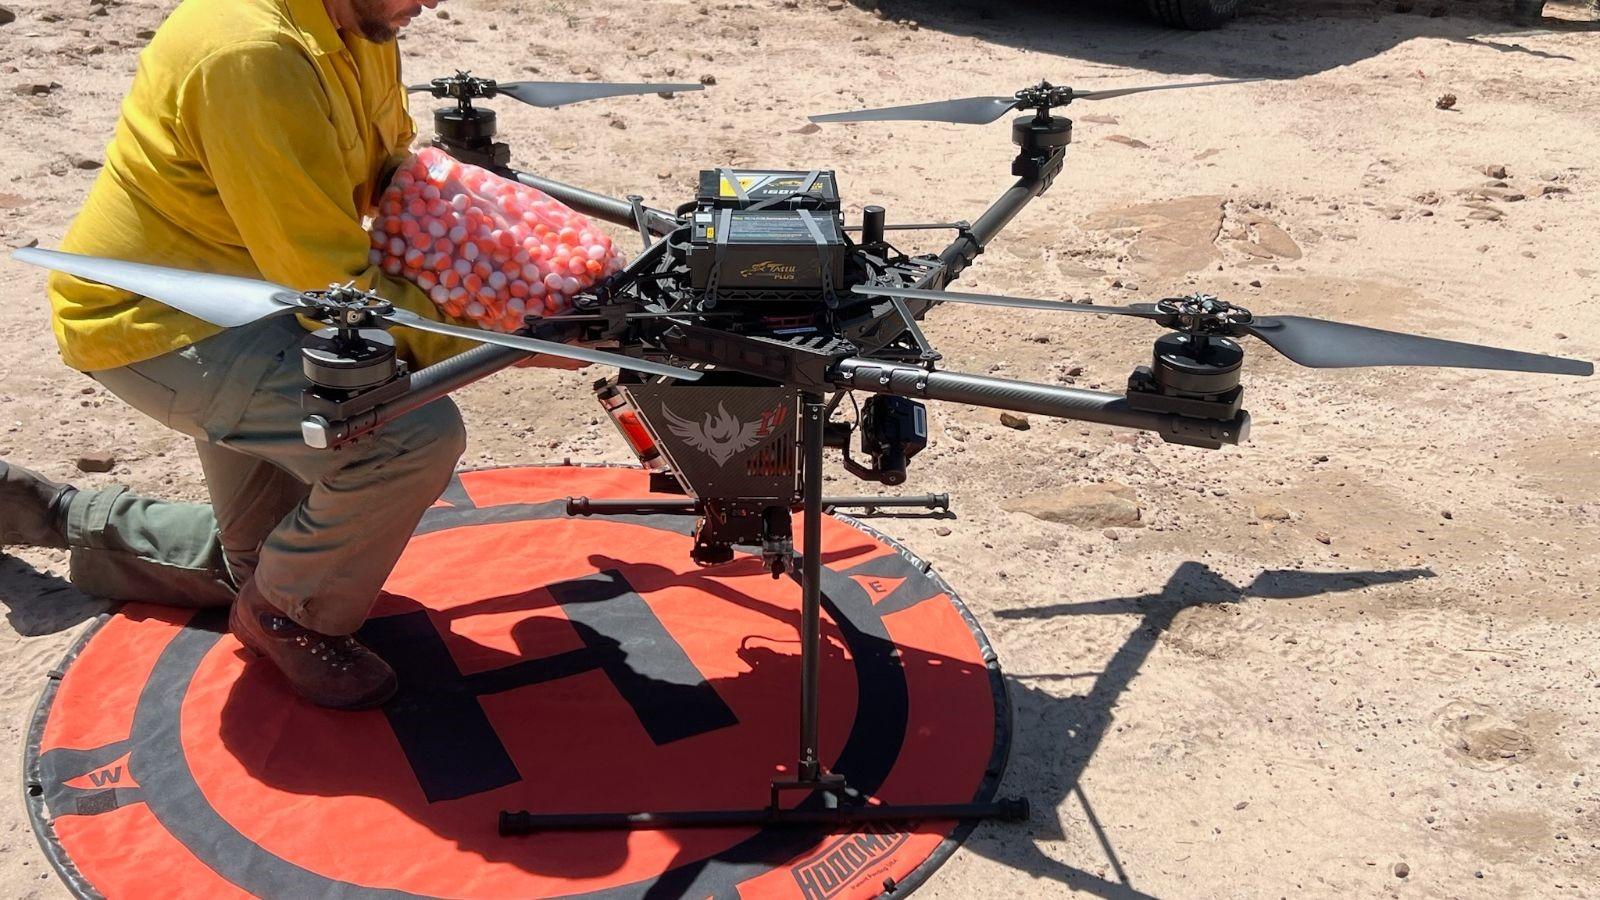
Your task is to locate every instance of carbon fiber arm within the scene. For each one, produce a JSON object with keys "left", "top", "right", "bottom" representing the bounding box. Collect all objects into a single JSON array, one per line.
[{"left": 828, "top": 359, "right": 1250, "bottom": 449}]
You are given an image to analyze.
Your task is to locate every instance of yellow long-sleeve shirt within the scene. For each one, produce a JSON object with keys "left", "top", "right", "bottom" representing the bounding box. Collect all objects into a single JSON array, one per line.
[{"left": 49, "top": 0, "right": 473, "bottom": 372}]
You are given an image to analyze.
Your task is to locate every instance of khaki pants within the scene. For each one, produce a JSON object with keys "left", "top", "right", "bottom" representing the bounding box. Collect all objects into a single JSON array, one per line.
[{"left": 66, "top": 316, "right": 465, "bottom": 635}]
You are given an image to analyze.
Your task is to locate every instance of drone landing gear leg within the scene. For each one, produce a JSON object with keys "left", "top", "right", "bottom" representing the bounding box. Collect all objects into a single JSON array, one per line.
[{"left": 501, "top": 394, "right": 1027, "bottom": 835}]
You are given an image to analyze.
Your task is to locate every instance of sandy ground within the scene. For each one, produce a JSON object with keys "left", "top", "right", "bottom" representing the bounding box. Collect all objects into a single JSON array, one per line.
[{"left": 3, "top": 0, "right": 1600, "bottom": 896}]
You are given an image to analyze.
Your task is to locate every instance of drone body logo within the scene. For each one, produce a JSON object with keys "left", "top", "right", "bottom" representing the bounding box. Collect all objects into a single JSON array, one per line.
[
  {"left": 660, "top": 401, "right": 768, "bottom": 466},
  {"left": 739, "top": 260, "right": 799, "bottom": 281}
]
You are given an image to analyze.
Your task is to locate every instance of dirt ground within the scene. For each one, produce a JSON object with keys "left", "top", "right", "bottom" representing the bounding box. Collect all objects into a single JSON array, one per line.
[{"left": 2, "top": 0, "right": 1599, "bottom": 896}]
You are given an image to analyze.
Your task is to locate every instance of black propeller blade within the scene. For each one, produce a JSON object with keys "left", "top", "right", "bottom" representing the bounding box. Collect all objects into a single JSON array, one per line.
[
  {"left": 494, "top": 80, "right": 704, "bottom": 108},
  {"left": 810, "top": 96, "right": 1021, "bottom": 126},
  {"left": 853, "top": 285, "right": 1165, "bottom": 319},
  {"left": 810, "top": 78, "right": 1260, "bottom": 125},
  {"left": 852, "top": 284, "right": 1592, "bottom": 377},
  {"left": 1238, "top": 316, "right": 1591, "bottom": 376},
  {"left": 11, "top": 249, "right": 702, "bottom": 381},
  {"left": 407, "top": 79, "right": 704, "bottom": 108}
]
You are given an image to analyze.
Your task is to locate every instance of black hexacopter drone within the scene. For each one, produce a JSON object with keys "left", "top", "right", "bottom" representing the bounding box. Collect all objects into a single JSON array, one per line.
[{"left": 16, "top": 75, "right": 1591, "bottom": 835}]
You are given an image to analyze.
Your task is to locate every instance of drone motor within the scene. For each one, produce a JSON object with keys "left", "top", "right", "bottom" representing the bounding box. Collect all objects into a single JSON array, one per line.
[{"left": 300, "top": 327, "right": 399, "bottom": 391}]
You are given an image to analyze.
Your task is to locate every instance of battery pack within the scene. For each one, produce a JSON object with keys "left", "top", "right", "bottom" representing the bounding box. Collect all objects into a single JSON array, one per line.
[
  {"left": 696, "top": 169, "right": 841, "bottom": 211},
  {"left": 689, "top": 208, "right": 846, "bottom": 293}
]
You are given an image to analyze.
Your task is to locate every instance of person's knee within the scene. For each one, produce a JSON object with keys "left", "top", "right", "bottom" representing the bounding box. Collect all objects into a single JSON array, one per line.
[{"left": 389, "top": 399, "right": 467, "bottom": 471}]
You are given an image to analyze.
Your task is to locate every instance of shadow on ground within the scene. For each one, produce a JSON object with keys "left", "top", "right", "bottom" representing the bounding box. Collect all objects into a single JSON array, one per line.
[
  {"left": 856, "top": 0, "right": 1596, "bottom": 81},
  {"left": 0, "top": 556, "right": 105, "bottom": 637},
  {"left": 963, "top": 560, "right": 1434, "bottom": 896}
]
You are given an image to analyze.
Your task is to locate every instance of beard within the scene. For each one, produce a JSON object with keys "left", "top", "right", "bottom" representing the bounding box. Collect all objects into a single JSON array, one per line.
[{"left": 351, "top": 0, "right": 399, "bottom": 42}]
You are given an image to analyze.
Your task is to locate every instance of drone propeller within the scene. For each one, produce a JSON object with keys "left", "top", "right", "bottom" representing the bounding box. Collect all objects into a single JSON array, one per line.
[
  {"left": 13, "top": 248, "right": 701, "bottom": 381},
  {"left": 853, "top": 284, "right": 1165, "bottom": 319},
  {"left": 407, "top": 75, "right": 704, "bottom": 109},
  {"left": 494, "top": 81, "right": 703, "bottom": 108},
  {"left": 853, "top": 285, "right": 1593, "bottom": 377},
  {"left": 14, "top": 247, "right": 307, "bottom": 327},
  {"left": 810, "top": 78, "right": 1260, "bottom": 125}
]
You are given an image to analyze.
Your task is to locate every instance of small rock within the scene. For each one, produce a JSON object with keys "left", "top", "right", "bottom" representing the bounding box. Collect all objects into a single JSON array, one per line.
[
  {"left": 934, "top": 526, "right": 951, "bottom": 537},
  {"left": 76, "top": 451, "right": 116, "bottom": 473},
  {"left": 1080, "top": 113, "right": 1118, "bottom": 125},
  {"left": 1476, "top": 186, "right": 1524, "bottom": 203},
  {"left": 1103, "top": 529, "right": 1120, "bottom": 541},
  {"left": 1442, "top": 509, "right": 1454, "bottom": 520},
  {"left": 1467, "top": 207, "right": 1504, "bottom": 221},
  {"left": 699, "top": 74, "right": 716, "bottom": 86},
  {"left": 656, "top": 169, "right": 672, "bottom": 179},
  {"left": 1251, "top": 220, "right": 1302, "bottom": 259},
  {"left": 1064, "top": 365, "right": 1084, "bottom": 377},
  {"left": 1104, "top": 134, "right": 1150, "bottom": 149},
  {"left": 71, "top": 155, "right": 102, "bottom": 170},
  {"left": 608, "top": 117, "right": 627, "bottom": 130},
  {"left": 1314, "top": 531, "right": 1332, "bottom": 545},
  {"left": 13, "top": 82, "right": 57, "bottom": 96},
  {"left": 1232, "top": 240, "right": 1274, "bottom": 260},
  {"left": 1482, "top": 164, "right": 1508, "bottom": 179},
  {"left": 1003, "top": 482, "right": 1143, "bottom": 529},
  {"left": 0, "top": 5, "right": 16, "bottom": 25},
  {"left": 1540, "top": 184, "right": 1570, "bottom": 196},
  {"left": 1254, "top": 503, "right": 1291, "bottom": 522},
  {"left": 1394, "top": 862, "right": 1410, "bottom": 879},
  {"left": 434, "top": 8, "right": 448, "bottom": 17},
  {"left": 826, "top": 0, "right": 845, "bottom": 9},
  {"left": 795, "top": 122, "right": 822, "bottom": 135},
  {"left": 1028, "top": 332, "right": 1051, "bottom": 344},
  {"left": 999, "top": 412, "right": 1031, "bottom": 431},
  {"left": 1435, "top": 94, "right": 1457, "bottom": 110},
  {"left": 1234, "top": 801, "right": 1249, "bottom": 811}
]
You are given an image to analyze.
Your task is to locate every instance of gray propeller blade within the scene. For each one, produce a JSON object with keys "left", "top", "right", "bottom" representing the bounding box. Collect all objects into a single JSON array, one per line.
[
  {"left": 809, "top": 96, "right": 1019, "bottom": 126},
  {"left": 381, "top": 307, "right": 701, "bottom": 381},
  {"left": 853, "top": 285, "right": 1164, "bottom": 319},
  {"left": 1241, "top": 316, "right": 1592, "bottom": 376},
  {"left": 1074, "top": 78, "right": 1264, "bottom": 101},
  {"left": 494, "top": 81, "right": 705, "bottom": 108},
  {"left": 12, "top": 247, "right": 304, "bottom": 328},
  {"left": 854, "top": 284, "right": 1591, "bottom": 376},
  {"left": 810, "top": 78, "right": 1260, "bottom": 125}
]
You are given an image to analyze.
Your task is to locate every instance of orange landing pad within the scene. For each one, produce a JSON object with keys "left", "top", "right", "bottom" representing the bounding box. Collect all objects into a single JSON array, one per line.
[{"left": 26, "top": 465, "right": 1008, "bottom": 899}]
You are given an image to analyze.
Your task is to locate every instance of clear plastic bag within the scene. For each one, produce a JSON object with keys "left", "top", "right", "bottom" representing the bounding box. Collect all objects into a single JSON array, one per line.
[{"left": 368, "top": 147, "right": 627, "bottom": 332}]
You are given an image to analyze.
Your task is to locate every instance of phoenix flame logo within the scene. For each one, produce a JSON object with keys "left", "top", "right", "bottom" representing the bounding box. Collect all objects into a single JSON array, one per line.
[{"left": 660, "top": 402, "right": 764, "bottom": 466}]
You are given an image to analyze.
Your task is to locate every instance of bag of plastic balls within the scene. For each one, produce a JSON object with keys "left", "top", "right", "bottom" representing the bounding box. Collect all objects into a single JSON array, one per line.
[{"left": 368, "top": 147, "right": 627, "bottom": 333}]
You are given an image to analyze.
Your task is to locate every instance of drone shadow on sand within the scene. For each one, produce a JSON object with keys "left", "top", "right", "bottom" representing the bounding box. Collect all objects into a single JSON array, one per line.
[
  {"left": 856, "top": 0, "right": 1595, "bottom": 81},
  {"left": 201, "top": 551, "right": 1429, "bottom": 898}
]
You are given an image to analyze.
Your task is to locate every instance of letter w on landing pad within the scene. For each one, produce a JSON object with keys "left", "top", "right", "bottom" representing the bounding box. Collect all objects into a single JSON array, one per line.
[{"left": 361, "top": 570, "right": 739, "bottom": 803}]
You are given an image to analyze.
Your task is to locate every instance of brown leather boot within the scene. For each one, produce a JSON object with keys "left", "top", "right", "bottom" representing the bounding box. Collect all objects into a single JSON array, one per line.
[
  {"left": 229, "top": 580, "right": 397, "bottom": 710},
  {"left": 0, "top": 461, "right": 75, "bottom": 549}
]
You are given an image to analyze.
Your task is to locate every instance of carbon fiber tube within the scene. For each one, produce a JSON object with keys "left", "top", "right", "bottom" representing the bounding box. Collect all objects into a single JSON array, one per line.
[
  {"left": 937, "top": 176, "right": 1042, "bottom": 279},
  {"left": 506, "top": 170, "right": 680, "bottom": 236},
  {"left": 302, "top": 343, "right": 528, "bottom": 448},
  {"left": 829, "top": 359, "right": 1249, "bottom": 448}
]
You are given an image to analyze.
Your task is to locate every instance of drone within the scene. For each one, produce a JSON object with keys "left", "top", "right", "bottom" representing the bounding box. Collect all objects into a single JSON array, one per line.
[{"left": 15, "top": 73, "right": 1591, "bottom": 837}]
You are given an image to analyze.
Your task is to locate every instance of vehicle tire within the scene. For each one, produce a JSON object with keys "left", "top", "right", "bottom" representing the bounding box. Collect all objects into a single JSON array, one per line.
[{"left": 1145, "top": 0, "right": 1239, "bottom": 29}]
